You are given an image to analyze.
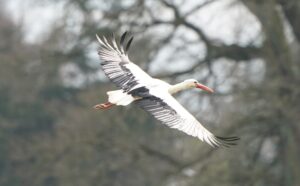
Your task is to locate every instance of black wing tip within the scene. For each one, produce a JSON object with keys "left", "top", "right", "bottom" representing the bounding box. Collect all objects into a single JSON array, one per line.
[
  {"left": 125, "top": 36, "right": 134, "bottom": 53},
  {"left": 122, "top": 31, "right": 128, "bottom": 37},
  {"left": 97, "top": 30, "right": 134, "bottom": 55},
  {"left": 215, "top": 136, "right": 240, "bottom": 148},
  {"left": 216, "top": 136, "right": 240, "bottom": 141},
  {"left": 120, "top": 31, "right": 134, "bottom": 53},
  {"left": 120, "top": 31, "right": 128, "bottom": 45}
]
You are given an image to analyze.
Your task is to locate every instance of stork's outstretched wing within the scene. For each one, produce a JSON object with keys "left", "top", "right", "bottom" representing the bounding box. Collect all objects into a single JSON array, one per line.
[
  {"left": 134, "top": 88, "right": 239, "bottom": 147},
  {"left": 97, "top": 32, "right": 154, "bottom": 92}
]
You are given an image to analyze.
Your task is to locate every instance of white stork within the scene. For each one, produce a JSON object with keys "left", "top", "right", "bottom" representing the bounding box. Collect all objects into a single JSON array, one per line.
[{"left": 93, "top": 32, "right": 239, "bottom": 148}]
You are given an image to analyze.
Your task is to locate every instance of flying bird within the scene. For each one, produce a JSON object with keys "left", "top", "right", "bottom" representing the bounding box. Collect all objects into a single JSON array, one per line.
[{"left": 94, "top": 32, "right": 239, "bottom": 148}]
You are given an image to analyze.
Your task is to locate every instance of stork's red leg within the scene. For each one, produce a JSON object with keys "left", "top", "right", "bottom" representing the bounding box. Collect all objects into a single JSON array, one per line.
[{"left": 93, "top": 102, "right": 114, "bottom": 110}]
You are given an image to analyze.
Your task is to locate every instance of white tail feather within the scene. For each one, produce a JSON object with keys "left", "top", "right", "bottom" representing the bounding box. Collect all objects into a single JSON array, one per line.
[{"left": 107, "top": 90, "right": 134, "bottom": 106}]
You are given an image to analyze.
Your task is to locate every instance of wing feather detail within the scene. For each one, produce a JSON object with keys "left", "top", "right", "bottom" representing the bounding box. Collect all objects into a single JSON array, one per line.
[
  {"left": 134, "top": 90, "right": 239, "bottom": 148},
  {"left": 97, "top": 32, "right": 153, "bottom": 92}
]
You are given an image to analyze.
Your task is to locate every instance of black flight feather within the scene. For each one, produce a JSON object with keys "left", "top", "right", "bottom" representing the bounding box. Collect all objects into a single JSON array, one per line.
[
  {"left": 125, "top": 36, "right": 134, "bottom": 54},
  {"left": 120, "top": 31, "right": 128, "bottom": 50}
]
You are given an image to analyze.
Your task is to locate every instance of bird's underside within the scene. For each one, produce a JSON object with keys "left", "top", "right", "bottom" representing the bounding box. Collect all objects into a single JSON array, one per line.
[{"left": 94, "top": 31, "right": 240, "bottom": 148}]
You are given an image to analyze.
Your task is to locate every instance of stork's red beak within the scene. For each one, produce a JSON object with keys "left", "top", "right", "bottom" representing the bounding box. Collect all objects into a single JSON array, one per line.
[{"left": 196, "top": 83, "right": 214, "bottom": 93}]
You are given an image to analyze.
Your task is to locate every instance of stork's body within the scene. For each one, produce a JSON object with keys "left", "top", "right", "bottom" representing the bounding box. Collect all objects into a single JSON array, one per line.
[
  {"left": 106, "top": 79, "right": 169, "bottom": 107},
  {"left": 94, "top": 32, "right": 239, "bottom": 148}
]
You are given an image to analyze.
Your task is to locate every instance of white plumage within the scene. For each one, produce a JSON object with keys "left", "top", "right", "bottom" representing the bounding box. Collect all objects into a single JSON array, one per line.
[
  {"left": 94, "top": 32, "right": 239, "bottom": 148},
  {"left": 107, "top": 90, "right": 134, "bottom": 106}
]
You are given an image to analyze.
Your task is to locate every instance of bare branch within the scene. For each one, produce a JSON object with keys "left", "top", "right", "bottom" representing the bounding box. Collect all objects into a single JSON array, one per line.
[
  {"left": 181, "top": 19, "right": 212, "bottom": 46},
  {"left": 139, "top": 143, "right": 183, "bottom": 167},
  {"left": 184, "top": 0, "right": 219, "bottom": 17},
  {"left": 212, "top": 44, "right": 262, "bottom": 60},
  {"left": 154, "top": 43, "right": 261, "bottom": 79},
  {"left": 154, "top": 58, "right": 208, "bottom": 79},
  {"left": 161, "top": 0, "right": 181, "bottom": 20}
]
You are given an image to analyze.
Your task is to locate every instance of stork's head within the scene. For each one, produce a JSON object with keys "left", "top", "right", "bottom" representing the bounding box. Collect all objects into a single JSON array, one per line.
[{"left": 184, "top": 79, "right": 214, "bottom": 93}]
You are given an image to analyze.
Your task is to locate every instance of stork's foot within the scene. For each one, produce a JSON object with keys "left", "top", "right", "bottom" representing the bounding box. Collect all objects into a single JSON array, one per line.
[{"left": 93, "top": 102, "right": 114, "bottom": 110}]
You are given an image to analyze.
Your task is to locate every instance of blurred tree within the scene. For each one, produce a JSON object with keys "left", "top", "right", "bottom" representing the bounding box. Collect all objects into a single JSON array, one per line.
[{"left": 1, "top": 0, "right": 300, "bottom": 186}]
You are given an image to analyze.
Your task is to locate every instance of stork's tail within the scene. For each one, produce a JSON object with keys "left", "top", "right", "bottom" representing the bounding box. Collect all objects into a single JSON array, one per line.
[{"left": 107, "top": 90, "right": 135, "bottom": 106}]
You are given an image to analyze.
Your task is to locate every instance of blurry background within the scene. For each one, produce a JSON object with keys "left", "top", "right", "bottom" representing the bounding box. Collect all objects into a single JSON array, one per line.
[{"left": 0, "top": 0, "right": 300, "bottom": 185}]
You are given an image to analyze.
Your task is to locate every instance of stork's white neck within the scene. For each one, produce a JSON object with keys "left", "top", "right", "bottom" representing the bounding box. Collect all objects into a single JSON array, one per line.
[{"left": 168, "top": 81, "right": 193, "bottom": 94}]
